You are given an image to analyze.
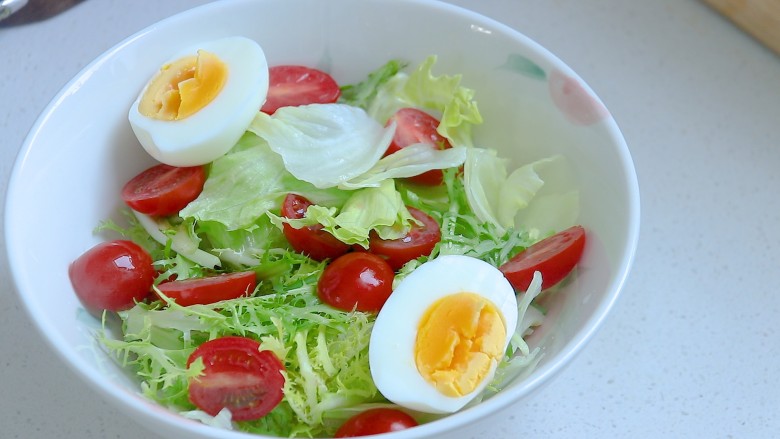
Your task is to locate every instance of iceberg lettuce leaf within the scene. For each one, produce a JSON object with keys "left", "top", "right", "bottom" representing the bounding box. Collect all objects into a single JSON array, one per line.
[
  {"left": 340, "top": 144, "right": 467, "bottom": 189},
  {"left": 463, "top": 150, "right": 579, "bottom": 233},
  {"left": 180, "top": 133, "right": 349, "bottom": 231},
  {"left": 463, "top": 148, "right": 509, "bottom": 232},
  {"left": 248, "top": 104, "right": 395, "bottom": 189}
]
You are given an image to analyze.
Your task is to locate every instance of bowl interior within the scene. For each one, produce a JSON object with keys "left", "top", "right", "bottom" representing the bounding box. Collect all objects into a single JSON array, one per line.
[{"left": 5, "top": 0, "right": 639, "bottom": 437}]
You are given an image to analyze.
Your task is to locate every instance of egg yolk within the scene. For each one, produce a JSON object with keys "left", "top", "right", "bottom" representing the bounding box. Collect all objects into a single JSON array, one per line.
[
  {"left": 414, "top": 292, "right": 506, "bottom": 397},
  {"left": 138, "top": 50, "right": 227, "bottom": 121}
]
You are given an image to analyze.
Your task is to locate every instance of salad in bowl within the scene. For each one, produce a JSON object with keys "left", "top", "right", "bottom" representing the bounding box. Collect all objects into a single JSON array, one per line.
[{"left": 5, "top": 1, "right": 639, "bottom": 438}]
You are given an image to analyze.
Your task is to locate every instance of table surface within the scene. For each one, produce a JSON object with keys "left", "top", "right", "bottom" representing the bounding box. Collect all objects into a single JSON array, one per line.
[{"left": 2, "top": 1, "right": 779, "bottom": 438}]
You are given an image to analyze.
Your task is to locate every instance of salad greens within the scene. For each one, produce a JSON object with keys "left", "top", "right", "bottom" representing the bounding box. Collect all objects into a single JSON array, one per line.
[{"left": 99, "top": 55, "right": 576, "bottom": 437}]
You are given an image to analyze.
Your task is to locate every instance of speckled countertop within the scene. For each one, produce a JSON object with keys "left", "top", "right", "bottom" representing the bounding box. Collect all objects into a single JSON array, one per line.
[{"left": 2, "top": 0, "right": 779, "bottom": 437}]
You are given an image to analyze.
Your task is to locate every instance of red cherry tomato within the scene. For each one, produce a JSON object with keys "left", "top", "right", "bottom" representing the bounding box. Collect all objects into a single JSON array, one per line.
[
  {"left": 499, "top": 225, "right": 586, "bottom": 291},
  {"left": 187, "top": 336, "right": 285, "bottom": 421},
  {"left": 317, "top": 252, "right": 395, "bottom": 313},
  {"left": 121, "top": 164, "right": 206, "bottom": 216},
  {"left": 334, "top": 408, "right": 418, "bottom": 437},
  {"left": 280, "top": 193, "right": 350, "bottom": 261},
  {"left": 367, "top": 207, "right": 441, "bottom": 270},
  {"left": 261, "top": 65, "right": 341, "bottom": 114},
  {"left": 68, "top": 240, "right": 155, "bottom": 315},
  {"left": 385, "top": 108, "right": 453, "bottom": 186},
  {"left": 156, "top": 271, "right": 257, "bottom": 306}
]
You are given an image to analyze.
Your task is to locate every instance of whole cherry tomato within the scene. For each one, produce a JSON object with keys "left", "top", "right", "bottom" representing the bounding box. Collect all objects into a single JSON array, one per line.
[
  {"left": 335, "top": 408, "right": 418, "bottom": 437},
  {"left": 68, "top": 240, "right": 155, "bottom": 315},
  {"left": 317, "top": 252, "right": 395, "bottom": 313}
]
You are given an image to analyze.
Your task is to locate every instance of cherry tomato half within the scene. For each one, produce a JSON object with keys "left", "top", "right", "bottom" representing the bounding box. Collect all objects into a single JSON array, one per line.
[
  {"left": 68, "top": 240, "right": 155, "bottom": 315},
  {"left": 260, "top": 65, "right": 341, "bottom": 114},
  {"left": 121, "top": 164, "right": 206, "bottom": 216},
  {"left": 156, "top": 271, "right": 257, "bottom": 306},
  {"left": 499, "top": 225, "right": 586, "bottom": 291},
  {"left": 385, "top": 108, "right": 453, "bottom": 186},
  {"left": 317, "top": 252, "right": 395, "bottom": 313},
  {"left": 280, "top": 193, "right": 350, "bottom": 261},
  {"left": 367, "top": 207, "right": 441, "bottom": 270},
  {"left": 187, "top": 336, "right": 285, "bottom": 421},
  {"left": 334, "top": 408, "right": 418, "bottom": 437}
]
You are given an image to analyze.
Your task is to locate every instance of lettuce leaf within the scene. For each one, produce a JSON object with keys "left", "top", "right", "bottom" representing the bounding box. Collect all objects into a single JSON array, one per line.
[
  {"left": 339, "top": 59, "right": 408, "bottom": 110},
  {"left": 366, "top": 55, "right": 482, "bottom": 147},
  {"left": 463, "top": 149, "right": 578, "bottom": 234},
  {"left": 339, "top": 144, "right": 467, "bottom": 190},
  {"left": 180, "top": 133, "right": 349, "bottom": 231},
  {"left": 392, "top": 168, "right": 540, "bottom": 287},
  {"left": 270, "top": 179, "right": 416, "bottom": 248},
  {"left": 248, "top": 104, "right": 395, "bottom": 189}
]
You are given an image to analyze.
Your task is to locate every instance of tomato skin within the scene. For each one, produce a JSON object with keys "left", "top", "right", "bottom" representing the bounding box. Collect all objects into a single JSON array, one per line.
[
  {"left": 317, "top": 252, "right": 395, "bottom": 313},
  {"left": 156, "top": 271, "right": 257, "bottom": 306},
  {"left": 280, "top": 193, "right": 350, "bottom": 261},
  {"left": 187, "top": 336, "right": 285, "bottom": 421},
  {"left": 121, "top": 164, "right": 206, "bottom": 216},
  {"left": 334, "top": 408, "right": 418, "bottom": 437},
  {"left": 261, "top": 65, "right": 341, "bottom": 114},
  {"left": 499, "top": 225, "right": 586, "bottom": 291},
  {"left": 68, "top": 240, "right": 155, "bottom": 315},
  {"left": 367, "top": 207, "right": 441, "bottom": 270},
  {"left": 385, "top": 108, "right": 452, "bottom": 186}
]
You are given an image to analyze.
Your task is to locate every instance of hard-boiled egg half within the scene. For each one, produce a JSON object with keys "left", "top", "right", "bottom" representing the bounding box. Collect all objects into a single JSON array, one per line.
[
  {"left": 128, "top": 36, "right": 269, "bottom": 166},
  {"left": 369, "top": 255, "right": 519, "bottom": 414}
]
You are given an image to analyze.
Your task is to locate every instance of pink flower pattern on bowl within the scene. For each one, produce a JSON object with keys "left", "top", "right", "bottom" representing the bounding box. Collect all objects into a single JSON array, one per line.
[{"left": 501, "top": 54, "right": 609, "bottom": 125}]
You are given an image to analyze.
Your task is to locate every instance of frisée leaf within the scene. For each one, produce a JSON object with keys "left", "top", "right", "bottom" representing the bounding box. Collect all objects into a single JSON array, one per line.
[{"left": 102, "top": 250, "right": 379, "bottom": 437}]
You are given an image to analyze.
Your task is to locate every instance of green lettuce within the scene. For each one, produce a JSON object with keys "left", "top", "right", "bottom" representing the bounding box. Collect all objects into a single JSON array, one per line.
[
  {"left": 366, "top": 55, "right": 483, "bottom": 147},
  {"left": 180, "top": 133, "right": 349, "bottom": 231},
  {"left": 463, "top": 149, "right": 579, "bottom": 234},
  {"left": 400, "top": 168, "right": 540, "bottom": 268},
  {"left": 102, "top": 251, "right": 380, "bottom": 438},
  {"left": 339, "top": 144, "right": 467, "bottom": 190},
  {"left": 339, "top": 59, "right": 408, "bottom": 110},
  {"left": 270, "top": 179, "right": 417, "bottom": 248},
  {"left": 248, "top": 104, "right": 395, "bottom": 189}
]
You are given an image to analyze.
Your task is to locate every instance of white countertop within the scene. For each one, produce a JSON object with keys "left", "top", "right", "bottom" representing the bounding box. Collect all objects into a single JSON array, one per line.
[{"left": 2, "top": 0, "right": 779, "bottom": 437}]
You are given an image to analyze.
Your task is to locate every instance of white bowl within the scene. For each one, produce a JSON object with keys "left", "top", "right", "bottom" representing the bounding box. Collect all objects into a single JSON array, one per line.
[{"left": 4, "top": 0, "right": 639, "bottom": 438}]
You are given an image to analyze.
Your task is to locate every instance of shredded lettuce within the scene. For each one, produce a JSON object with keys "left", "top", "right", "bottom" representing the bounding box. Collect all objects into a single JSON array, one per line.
[
  {"left": 133, "top": 212, "right": 221, "bottom": 269},
  {"left": 102, "top": 252, "right": 379, "bottom": 437},
  {"left": 339, "top": 59, "right": 408, "bottom": 110},
  {"left": 488, "top": 271, "right": 545, "bottom": 392},
  {"left": 398, "top": 168, "right": 539, "bottom": 271}
]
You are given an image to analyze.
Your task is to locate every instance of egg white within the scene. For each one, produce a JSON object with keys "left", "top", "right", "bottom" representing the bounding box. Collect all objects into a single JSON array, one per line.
[
  {"left": 369, "top": 255, "right": 519, "bottom": 414},
  {"left": 128, "top": 36, "right": 268, "bottom": 166}
]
